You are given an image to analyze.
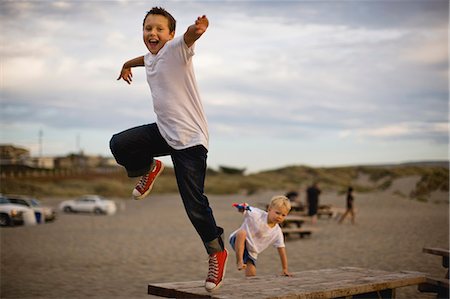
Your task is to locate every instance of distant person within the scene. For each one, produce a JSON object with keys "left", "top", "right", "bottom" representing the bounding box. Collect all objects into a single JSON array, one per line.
[
  {"left": 110, "top": 7, "right": 227, "bottom": 291},
  {"left": 285, "top": 190, "right": 304, "bottom": 211},
  {"left": 306, "top": 182, "right": 321, "bottom": 224},
  {"left": 229, "top": 196, "right": 293, "bottom": 277},
  {"left": 285, "top": 191, "right": 299, "bottom": 202},
  {"left": 339, "top": 187, "right": 355, "bottom": 225}
]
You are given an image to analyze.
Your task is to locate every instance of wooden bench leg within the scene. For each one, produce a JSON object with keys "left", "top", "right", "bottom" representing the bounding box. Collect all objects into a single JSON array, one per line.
[
  {"left": 419, "top": 277, "right": 449, "bottom": 298},
  {"left": 438, "top": 288, "right": 450, "bottom": 299},
  {"left": 442, "top": 255, "right": 449, "bottom": 279}
]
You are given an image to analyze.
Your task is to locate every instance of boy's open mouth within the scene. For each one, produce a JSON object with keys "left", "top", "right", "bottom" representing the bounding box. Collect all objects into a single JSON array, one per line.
[{"left": 149, "top": 39, "right": 159, "bottom": 46}]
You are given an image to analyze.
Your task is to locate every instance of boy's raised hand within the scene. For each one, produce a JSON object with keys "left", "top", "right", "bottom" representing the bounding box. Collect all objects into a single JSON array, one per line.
[
  {"left": 232, "top": 203, "right": 251, "bottom": 213},
  {"left": 117, "top": 67, "right": 133, "bottom": 84},
  {"left": 194, "top": 15, "right": 209, "bottom": 35},
  {"left": 184, "top": 15, "right": 209, "bottom": 48},
  {"left": 116, "top": 56, "right": 144, "bottom": 84}
]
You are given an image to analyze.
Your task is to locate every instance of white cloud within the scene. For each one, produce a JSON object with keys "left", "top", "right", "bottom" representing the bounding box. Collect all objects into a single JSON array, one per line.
[
  {"left": 339, "top": 122, "right": 448, "bottom": 140},
  {"left": 51, "top": 1, "right": 72, "bottom": 10},
  {"left": 402, "top": 29, "right": 448, "bottom": 66}
]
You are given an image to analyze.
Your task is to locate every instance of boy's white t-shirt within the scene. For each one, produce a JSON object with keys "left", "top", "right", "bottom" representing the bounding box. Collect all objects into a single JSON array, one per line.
[
  {"left": 144, "top": 36, "right": 209, "bottom": 150},
  {"left": 229, "top": 207, "right": 285, "bottom": 260}
]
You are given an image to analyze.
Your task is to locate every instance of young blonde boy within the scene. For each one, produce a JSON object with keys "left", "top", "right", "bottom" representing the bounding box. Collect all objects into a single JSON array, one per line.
[{"left": 229, "top": 196, "right": 292, "bottom": 277}]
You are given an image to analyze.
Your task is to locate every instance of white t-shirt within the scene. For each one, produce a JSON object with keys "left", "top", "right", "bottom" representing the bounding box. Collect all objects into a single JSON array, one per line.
[
  {"left": 144, "top": 36, "right": 209, "bottom": 150},
  {"left": 229, "top": 207, "right": 285, "bottom": 260}
]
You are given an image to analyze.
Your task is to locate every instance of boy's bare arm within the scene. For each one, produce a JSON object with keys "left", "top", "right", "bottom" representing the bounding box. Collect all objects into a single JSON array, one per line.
[
  {"left": 117, "top": 56, "right": 145, "bottom": 84},
  {"left": 184, "top": 15, "right": 209, "bottom": 48},
  {"left": 277, "top": 247, "right": 292, "bottom": 277}
]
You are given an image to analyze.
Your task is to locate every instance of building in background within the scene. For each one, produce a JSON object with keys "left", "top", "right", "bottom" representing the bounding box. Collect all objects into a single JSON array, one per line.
[{"left": 0, "top": 144, "right": 119, "bottom": 177}]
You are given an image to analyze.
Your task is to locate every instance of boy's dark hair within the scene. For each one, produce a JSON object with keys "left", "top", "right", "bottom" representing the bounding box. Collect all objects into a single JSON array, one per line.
[{"left": 143, "top": 7, "right": 176, "bottom": 33}]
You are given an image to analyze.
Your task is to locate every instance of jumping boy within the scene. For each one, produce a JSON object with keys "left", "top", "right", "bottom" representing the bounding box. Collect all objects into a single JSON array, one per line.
[
  {"left": 110, "top": 7, "right": 227, "bottom": 291},
  {"left": 229, "top": 196, "right": 292, "bottom": 277}
]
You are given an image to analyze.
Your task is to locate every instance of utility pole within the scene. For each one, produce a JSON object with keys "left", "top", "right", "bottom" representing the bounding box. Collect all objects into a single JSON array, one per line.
[
  {"left": 38, "top": 129, "right": 43, "bottom": 158},
  {"left": 76, "top": 133, "right": 81, "bottom": 154}
]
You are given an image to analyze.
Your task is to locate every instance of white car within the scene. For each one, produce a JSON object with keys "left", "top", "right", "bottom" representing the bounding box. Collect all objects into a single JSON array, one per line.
[
  {"left": 7, "top": 196, "right": 56, "bottom": 223},
  {"left": 0, "top": 196, "right": 37, "bottom": 226},
  {"left": 59, "top": 195, "right": 117, "bottom": 215}
]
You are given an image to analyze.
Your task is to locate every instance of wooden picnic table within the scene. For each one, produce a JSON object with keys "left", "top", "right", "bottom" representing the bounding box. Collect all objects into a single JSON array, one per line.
[
  {"left": 289, "top": 201, "right": 305, "bottom": 212},
  {"left": 288, "top": 204, "right": 338, "bottom": 219},
  {"left": 281, "top": 215, "right": 312, "bottom": 239},
  {"left": 148, "top": 267, "right": 426, "bottom": 298},
  {"left": 423, "top": 247, "right": 449, "bottom": 277},
  {"left": 418, "top": 247, "right": 449, "bottom": 298},
  {"left": 282, "top": 215, "right": 308, "bottom": 228}
]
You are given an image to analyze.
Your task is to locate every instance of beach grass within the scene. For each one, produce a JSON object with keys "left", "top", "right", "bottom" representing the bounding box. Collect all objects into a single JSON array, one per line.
[{"left": 1, "top": 164, "right": 448, "bottom": 202}]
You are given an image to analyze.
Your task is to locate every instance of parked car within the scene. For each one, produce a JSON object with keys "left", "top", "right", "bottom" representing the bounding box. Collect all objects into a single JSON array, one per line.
[
  {"left": 7, "top": 196, "right": 56, "bottom": 223},
  {"left": 59, "top": 195, "right": 117, "bottom": 215},
  {"left": 0, "top": 196, "right": 37, "bottom": 226}
]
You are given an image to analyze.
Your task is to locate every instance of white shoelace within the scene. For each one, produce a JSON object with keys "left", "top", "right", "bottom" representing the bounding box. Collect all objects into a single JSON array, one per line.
[
  {"left": 207, "top": 255, "right": 219, "bottom": 281},
  {"left": 136, "top": 173, "right": 149, "bottom": 191}
]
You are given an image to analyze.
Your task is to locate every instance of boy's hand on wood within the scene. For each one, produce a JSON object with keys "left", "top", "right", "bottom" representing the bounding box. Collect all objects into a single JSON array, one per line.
[
  {"left": 117, "top": 67, "right": 133, "bottom": 84},
  {"left": 194, "top": 15, "right": 209, "bottom": 35},
  {"left": 281, "top": 270, "right": 293, "bottom": 277},
  {"left": 237, "top": 261, "right": 247, "bottom": 271}
]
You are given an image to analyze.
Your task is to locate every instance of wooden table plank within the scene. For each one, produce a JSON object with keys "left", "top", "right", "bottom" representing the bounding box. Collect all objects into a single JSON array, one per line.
[
  {"left": 423, "top": 247, "right": 449, "bottom": 257},
  {"left": 148, "top": 267, "right": 426, "bottom": 299},
  {"left": 282, "top": 215, "right": 307, "bottom": 228},
  {"left": 419, "top": 246, "right": 449, "bottom": 297}
]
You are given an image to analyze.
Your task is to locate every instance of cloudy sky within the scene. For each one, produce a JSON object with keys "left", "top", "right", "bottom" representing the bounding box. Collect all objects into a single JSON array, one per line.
[{"left": 1, "top": 0, "right": 448, "bottom": 172}]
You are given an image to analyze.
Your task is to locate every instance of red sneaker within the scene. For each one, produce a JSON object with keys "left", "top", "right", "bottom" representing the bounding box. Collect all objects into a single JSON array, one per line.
[
  {"left": 205, "top": 249, "right": 228, "bottom": 292},
  {"left": 132, "top": 160, "right": 164, "bottom": 200}
]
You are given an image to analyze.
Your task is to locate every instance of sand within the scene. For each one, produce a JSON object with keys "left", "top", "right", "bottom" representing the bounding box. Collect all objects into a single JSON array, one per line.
[{"left": 1, "top": 189, "right": 448, "bottom": 299}]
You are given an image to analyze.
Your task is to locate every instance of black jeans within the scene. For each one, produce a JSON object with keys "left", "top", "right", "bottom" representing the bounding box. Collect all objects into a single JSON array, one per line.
[{"left": 110, "top": 123, "right": 224, "bottom": 254}]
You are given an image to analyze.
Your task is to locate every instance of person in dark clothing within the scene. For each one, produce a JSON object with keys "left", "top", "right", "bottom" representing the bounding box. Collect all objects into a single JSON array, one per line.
[
  {"left": 306, "top": 182, "right": 321, "bottom": 224},
  {"left": 339, "top": 187, "right": 355, "bottom": 225},
  {"left": 285, "top": 191, "right": 299, "bottom": 202},
  {"left": 285, "top": 191, "right": 305, "bottom": 212}
]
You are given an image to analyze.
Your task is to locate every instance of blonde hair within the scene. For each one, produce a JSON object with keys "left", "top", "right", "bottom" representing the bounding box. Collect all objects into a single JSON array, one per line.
[{"left": 269, "top": 195, "right": 291, "bottom": 212}]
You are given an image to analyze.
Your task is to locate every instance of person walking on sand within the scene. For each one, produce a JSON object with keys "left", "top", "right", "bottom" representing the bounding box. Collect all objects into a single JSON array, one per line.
[
  {"left": 110, "top": 7, "right": 227, "bottom": 292},
  {"left": 306, "top": 182, "right": 321, "bottom": 224},
  {"left": 229, "top": 196, "right": 293, "bottom": 277},
  {"left": 339, "top": 187, "right": 355, "bottom": 225}
]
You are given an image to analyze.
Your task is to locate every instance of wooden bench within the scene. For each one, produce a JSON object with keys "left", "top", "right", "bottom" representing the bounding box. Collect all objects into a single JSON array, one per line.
[
  {"left": 289, "top": 201, "right": 305, "bottom": 212},
  {"left": 281, "top": 215, "right": 313, "bottom": 239},
  {"left": 148, "top": 267, "right": 426, "bottom": 298},
  {"left": 282, "top": 227, "right": 313, "bottom": 239},
  {"left": 282, "top": 215, "right": 308, "bottom": 228},
  {"left": 418, "top": 247, "right": 449, "bottom": 299}
]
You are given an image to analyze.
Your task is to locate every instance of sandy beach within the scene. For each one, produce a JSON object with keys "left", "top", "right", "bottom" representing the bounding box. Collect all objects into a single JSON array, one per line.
[{"left": 1, "top": 188, "right": 448, "bottom": 299}]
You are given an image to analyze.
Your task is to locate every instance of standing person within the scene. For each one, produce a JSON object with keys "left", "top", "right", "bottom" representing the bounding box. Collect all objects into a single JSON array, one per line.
[
  {"left": 285, "top": 191, "right": 299, "bottom": 202},
  {"left": 306, "top": 182, "right": 321, "bottom": 224},
  {"left": 229, "top": 196, "right": 293, "bottom": 277},
  {"left": 110, "top": 7, "right": 227, "bottom": 292},
  {"left": 339, "top": 187, "right": 355, "bottom": 225},
  {"left": 285, "top": 190, "right": 304, "bottom": 212}
]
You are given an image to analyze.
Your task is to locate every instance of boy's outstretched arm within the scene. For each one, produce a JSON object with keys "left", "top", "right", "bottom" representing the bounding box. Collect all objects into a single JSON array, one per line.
[
  {"left": 117, "top": 56, "right": 145, "bottom": 84},
  {"left": 184, "top": 15, "right": 209, "bottom": 48},
  {"left": 233, "top": 203, "right": 251, "bottom": 213},
  {"left": 277, "top": 247, "right": 293, "bottom": 277}
]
